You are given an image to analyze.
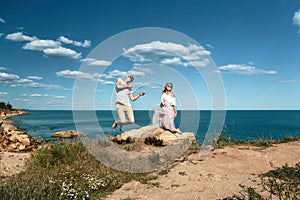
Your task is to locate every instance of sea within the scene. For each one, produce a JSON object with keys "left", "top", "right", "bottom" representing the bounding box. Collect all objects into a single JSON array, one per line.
[{"left": 10, "top": 110, "right": 300, "bottom": 145}]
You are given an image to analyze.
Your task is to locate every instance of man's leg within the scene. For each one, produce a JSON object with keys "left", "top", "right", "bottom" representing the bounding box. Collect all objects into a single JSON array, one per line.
[
  {"left": 112, "top": 103, "right": 126, "bottom": 130},
  {"left": 125, "top": 106, "right": 135, "bottom": 124}
]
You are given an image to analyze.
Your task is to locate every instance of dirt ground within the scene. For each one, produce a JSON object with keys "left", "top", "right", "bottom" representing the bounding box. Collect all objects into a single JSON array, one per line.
[
  {"left": 0, "top": 151, "right": 31, "bottom": 177},
  {"left": 104, "top": 141, "right": 300, "bottom": 200}
]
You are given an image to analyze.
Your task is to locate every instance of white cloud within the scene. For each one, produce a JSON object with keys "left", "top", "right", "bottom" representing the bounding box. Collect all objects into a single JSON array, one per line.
[
  {"left": 56, "top": 70, "right": 102, "bottom": 80},
  {"left": 128, "top": 70, "right": 145, "bottom": 76},
  {"left": 27, "top": 76, "right": 43, "bottom": 80},
  {"left": 280, "top": 79, "right": 298, "bottom": 83},
  {"left": 98, "top": 80, "right": 115, "bottom": 85},
  {"left": 103, "top": 69, "right": 146, "bottom": 79},
  {"left": 0, "top": 92, "right": 8, "bottom": 95},
  {"left": 0, "top": 72, "right": 20, "bottom": 83},
  {"left": 218, "top": 64, "right": 277, "bottom": 75},
  {"left": 0, "top": 72, "right": 63, "bottom": 90},
  {"left": 123, "top": 41, "right": 210, "bottom": 67},
  {"left": 0, "top": 18, "right": 5, "bottom": 23},
  {"left": 54, "top": 95, "right": 66, "bottom": 99},
  {"left": 6, "top": 32, "right": 86, "bottom": 60},
  {"left": 101, "top": 70, "right": 126, "bottom": 79},
  {"left": 17, "top": 78, "right": 34, "bottom": 83},
  {"left": 0, "top": 67, "right": 10, "bottom": 71},
  {"left": 205, "top": 44, "right": 215, "bottom": 49},
  {"left": 43, "top": 47, "right": 81, "bottom": 59},
  {"left": 57, "top": 67, "right": 148, "bottom": 85},
  {"left": 80, "top": 58, "right": 111, "bottom": 67},
  {"left": 188, "top": 59, "right": 210, "bottom": 67},
  {"left": 23, "top": 39, "right": 61, "bottom": 51},
  {"left": 74, "top": 40, "right": 91, "bottom": 48},
  {"left": 132, "top": 66, "right": 153, "bottom": 74},
  {"left": 161, "top": 57, "right": 182, "bottom": 65},
  {"left": 11, "top": 82, "right": 64, "bottom": 90},
  {"left": 44, "top": 94, "right": 67, "bottom": 99},
  {"left": 133, "top": 82, "right": 162, "bottom": 89},
  {"left": 20, "top": 94, "right": 28, "bottom": 96},
  {"left": 58, "top": 36, "right": 91, "bottom": 48},
  {"left": 293, "top": 9, "right": 300, "bottom": 26},
  {"left": 0, "top": 33, "right": 3, "bottom": 37},
  {"left": 58, "top": 36, "right": 73, "bottom": 44},
  {"left": 30, "top": 94, "right": 42, "bottom": 97},
  {"left": 6, "top": 32, "right": 37, "bottom": 42}
]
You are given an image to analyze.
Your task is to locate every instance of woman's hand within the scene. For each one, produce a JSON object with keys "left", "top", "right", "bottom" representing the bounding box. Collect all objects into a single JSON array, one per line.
[{"left": 174, "top": 111, "right": 177, "bottom": 118}]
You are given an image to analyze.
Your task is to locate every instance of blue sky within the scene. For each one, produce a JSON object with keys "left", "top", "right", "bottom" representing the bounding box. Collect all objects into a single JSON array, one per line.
[{"left": 0, "top": 0, "right": 300, "bottom": 110}]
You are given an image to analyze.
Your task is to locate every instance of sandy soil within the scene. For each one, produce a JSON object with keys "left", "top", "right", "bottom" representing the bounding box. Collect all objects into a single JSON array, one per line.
[
  {"left": 104, "top": 141, "right": 300, "bottom": 200},
  {"left": 0, "top": 151, "right": 31, "bottom": 177}
]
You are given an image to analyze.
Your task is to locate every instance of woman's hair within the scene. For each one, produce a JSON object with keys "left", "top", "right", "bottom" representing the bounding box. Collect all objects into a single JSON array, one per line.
[{"left": 162, "top": 82, "right": 173, "bottom": 93}]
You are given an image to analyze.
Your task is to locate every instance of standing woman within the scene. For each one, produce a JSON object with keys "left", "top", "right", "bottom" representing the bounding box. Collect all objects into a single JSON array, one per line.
[{"left": 154, "top": 82, "right": 182, "bottom": 134}]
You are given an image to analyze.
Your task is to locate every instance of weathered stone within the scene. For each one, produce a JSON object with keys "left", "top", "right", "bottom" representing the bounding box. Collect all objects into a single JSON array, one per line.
[
  {"left": 20, "top": 134, "right": 29, "bottom": 139},
  {"left": 9, "top": 134, "right": 23, "bottom": 143},
  {"left": 51, "top": 130, "right": 86, "bottom": 138},
  {"left": 112, "top": 125, "right": 197, "bottom": 146},
  {"left": 21, "top": 138, "right": 31, "bottom": 147},
  {"left": 19, "top": 144, "right": 26, "bottom": 151},
  {"left": 9, "top": 143, "right": 17, "bottom": 149}
]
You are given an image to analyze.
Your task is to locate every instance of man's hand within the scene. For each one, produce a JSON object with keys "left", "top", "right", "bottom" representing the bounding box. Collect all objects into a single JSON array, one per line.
[{"left": 139, "top": 92, "right": 146, "bottom": 96}]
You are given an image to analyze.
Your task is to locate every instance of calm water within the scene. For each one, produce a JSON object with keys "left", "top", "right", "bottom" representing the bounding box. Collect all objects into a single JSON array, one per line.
[{"left": 10, "top": 110, "right": 300, "bottom": 144}]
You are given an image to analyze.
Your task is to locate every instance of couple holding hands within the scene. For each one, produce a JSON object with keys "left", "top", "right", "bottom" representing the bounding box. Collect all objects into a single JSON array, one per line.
[{"left": 111, "top": 75, "right": 182, "bottom": 134}]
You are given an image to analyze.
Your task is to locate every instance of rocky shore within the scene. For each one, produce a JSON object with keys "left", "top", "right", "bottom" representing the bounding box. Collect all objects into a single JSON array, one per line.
[{"left": 0, "top": 109, "right": 41, "bottom": 152}]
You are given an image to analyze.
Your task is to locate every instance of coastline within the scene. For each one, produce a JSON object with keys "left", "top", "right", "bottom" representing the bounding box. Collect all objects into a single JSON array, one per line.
[
  {"left": 0, "top": 109, "right": 33, "bottom": 176},
  {"left": 0, "top": 109, "right": 43, "bottom": 152}
]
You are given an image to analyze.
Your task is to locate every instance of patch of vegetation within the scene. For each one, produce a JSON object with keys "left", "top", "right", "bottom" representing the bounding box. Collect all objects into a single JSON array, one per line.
[
  {"left": 112, "top": 136, "right": 135, "bottom": 145},
  {"left": 0, "top": 141, "right": 155, "bottom": 200},
  {"left": 144, "top": 137, "right": 164, "bottom": 147},
  {"left": 0, "top": 102, "right": 13, "bottom": 110},
  {"left": 158, "top": 169, "right": 170, "bottom": 176},
  {"left": 178, "top": 171, "right": 187, "bottom": 176},
  {"left": 223, "top": 162, "right": 300, "bottom": 200}
]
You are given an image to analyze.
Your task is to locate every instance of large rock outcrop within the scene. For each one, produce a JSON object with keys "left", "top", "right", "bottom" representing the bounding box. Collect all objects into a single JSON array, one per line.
[
  {"left": 51, "top": 130, "right": 86, "bottom": 138},
  {"left": 112, "top": 125, "right": 196, "bottom": 146}
]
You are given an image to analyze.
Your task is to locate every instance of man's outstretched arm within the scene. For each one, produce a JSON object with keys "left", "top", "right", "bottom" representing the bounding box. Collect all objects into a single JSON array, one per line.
[{"left": 130, "top": 92, "right": 146, "bottom": 101}]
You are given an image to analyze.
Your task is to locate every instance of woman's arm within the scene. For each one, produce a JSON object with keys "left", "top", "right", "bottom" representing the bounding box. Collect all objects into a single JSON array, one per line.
[{"left": 173, "top": 105, "right": 177, "bottom": 118}]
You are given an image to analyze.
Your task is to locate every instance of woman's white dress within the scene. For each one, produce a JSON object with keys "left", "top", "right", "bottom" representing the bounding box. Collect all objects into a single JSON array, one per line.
[{"left": 153, "top": 93, "right": 176, "bottom": 132}]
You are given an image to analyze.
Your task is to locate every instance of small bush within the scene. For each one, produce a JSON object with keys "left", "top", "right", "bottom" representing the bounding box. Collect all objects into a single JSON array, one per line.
[{"left": 223, "top": 162, "right": 300, "bottom": 200}]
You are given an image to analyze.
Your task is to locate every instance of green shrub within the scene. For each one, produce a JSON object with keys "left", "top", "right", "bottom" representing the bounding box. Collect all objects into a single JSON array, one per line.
[{"left": 223, "top": 162, "right": 300, "bottom": 200}]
